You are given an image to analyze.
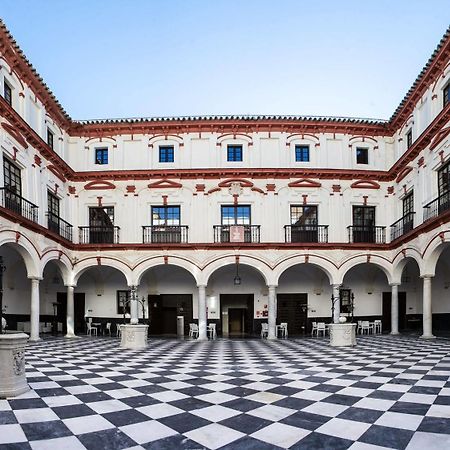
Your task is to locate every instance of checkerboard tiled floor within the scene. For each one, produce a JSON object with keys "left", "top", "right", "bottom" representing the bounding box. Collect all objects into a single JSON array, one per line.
[{"left": 1, "top": 335, "right": 450, "bottom": 449}]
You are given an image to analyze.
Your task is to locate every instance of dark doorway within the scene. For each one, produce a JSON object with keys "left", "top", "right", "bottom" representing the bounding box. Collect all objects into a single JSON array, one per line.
[
  {"left": 56, "top": 292, "right": 86, "bottom": 334},
  {"left": 148, "top": 294, "right": 193, "bottom": 335},
  {"left": 277, "top": 293, "right": 308, "bottom": 335},
  {"left": 89, "top": 207, "right": 114, "bottom": 243},
  {"left": 229, "top": 308, "right": 246, "bottom": 334},
  {"left": 382, "top": 292, "right": 407, "bottom": 332}
]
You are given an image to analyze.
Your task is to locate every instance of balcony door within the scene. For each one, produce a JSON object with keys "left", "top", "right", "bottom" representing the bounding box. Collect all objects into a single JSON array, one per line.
[
  {"left": 221, "top": 205, "right": 251, "bottom": 242},
  {"left": 352, "top": 206, "right": 375, "bottom": 243},
  {"left": 402, "top": 192, "right": 414, "bottom": 233},
  {"left": 290, "top": 205, "right": 318, "bottom": 242},
  {"left": 3, "top": 157, "right": 22, "bottom": 215},
  {"left": 89, "top": 207, "right": 114, "bottom": 243},
  {"left": 48, "top": 191, "right": 60, "bottom": 234},
  {"left": 151, "top": 206, "right": 181, "bottom": 243},
  {"left": 438, "top": 163, "right": 450, "bottom": 213}
]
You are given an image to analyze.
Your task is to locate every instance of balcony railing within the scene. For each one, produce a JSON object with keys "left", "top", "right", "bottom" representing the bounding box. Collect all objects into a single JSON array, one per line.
[
  {"left": 347, "top": 226, "right": 386, "bottom": 244},
  {"left": 390, "top": 212, "right": 415, "bottom": 241},
  {"left": 423, "top": 191, "right": 450, "bottom": 221},
  {"left": 47, "top": 211, "right": 73, "bottom": 241},
  {"left": 79, "top": 226, "right": 120, "bottom": 244},
  {"left": 284, "top": 225, "right": 329, "bottom": 243},
  {"left": 0, "top": 187, "right": 38, "bottom": 223},
  {"left": 213, "top": 225, "right": 260, "bottom": 243},
  {"left": 142, "top": 225, "right": 189, "bottom": 244}
]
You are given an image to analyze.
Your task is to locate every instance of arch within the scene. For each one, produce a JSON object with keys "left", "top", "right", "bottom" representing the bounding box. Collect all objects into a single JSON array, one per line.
[
  {"left": 0, "top": 233, "right": 40, "bottom": 278},
  {"left": 273, "top": 255, "right": 338, "bottom": 286},
  {"left": 134, "top": 256, "right": 201, "bottom": 286},
  {"left": 40, "top": 250, "right": 72, "bottom": 286},
  {"left": 392, "top": 249, "right": 423, "bottom": 284},
  {"left": 338, "top": 255, "right": 394, "bottom": 285},
  {"left": 422, "top": 232, "right": 450, "bottom": 276},
  {"left": 200, "top": 254, "right": 271, "bottom": 286},
  {"left": 72, "top": 257, "right": 133, "bottom": 286}
]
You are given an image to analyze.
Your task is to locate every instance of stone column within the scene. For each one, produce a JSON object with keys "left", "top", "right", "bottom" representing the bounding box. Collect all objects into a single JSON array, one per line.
[
  {"left": 421, "top": 276, "right": 435, "bottom": 339},
  {"left": 65, "top": 285, "right": 76, "bottom": 338},
  {"left": 332, "top": 284, "right": 340, "bottom": 323},
  {"left": 130, "top": 286, "right": 139, "bottom": 325},
  {"left": 268, "top": 285, "right": 277, "bottom": 339},
  {"left": 198, "top": 285, "right": 207, "bottom": 340},
  {"left": 29, "top": 278, "right": 40, "bottom": 341},
  {"left": 390, "top": 283, "right": 400, "bottom": 335}
]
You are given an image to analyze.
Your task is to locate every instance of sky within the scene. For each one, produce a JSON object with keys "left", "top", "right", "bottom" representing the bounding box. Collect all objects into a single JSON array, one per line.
[{"left": 1, "top": 0, "right": 449, "bottom": 121}]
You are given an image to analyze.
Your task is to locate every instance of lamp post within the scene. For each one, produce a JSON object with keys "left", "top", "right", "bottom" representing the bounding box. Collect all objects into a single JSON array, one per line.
[{"left": 0, "top": 256, "right": 6, "bottom": 334}]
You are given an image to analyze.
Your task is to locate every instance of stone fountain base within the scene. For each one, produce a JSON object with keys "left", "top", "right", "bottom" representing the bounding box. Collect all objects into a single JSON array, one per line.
[
  {"left": 328, "top": 323, "right": 357, "bottom": 347},
  {"left": 120, "top": 324, "right": 149, "bottom": 350}
]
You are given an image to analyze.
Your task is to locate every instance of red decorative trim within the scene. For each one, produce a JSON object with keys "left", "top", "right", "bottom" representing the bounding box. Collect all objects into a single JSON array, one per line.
[
  {"left": 350, "top": 180, "right": 380, "bottom": 189},
  {"left": 162, "top": 195, "right": 168, "bottom": 205},
  {"left": 84, "top": 180, "right": 116, "bottom": 190},
  {"left": 302, "top": 194, "right": 308, "bottom": 205},
  {"left": 430, "top": 126, "right": 450, "bottom": 150},
  {"left": 97, "top": 257, "right": 101, "bottom": 265},
  {"left": 1, "top": 121, "right": 28, "bottom": 148},
  {"left": 387, "top": 186, "right": 394, "bottom": 194},
  {"left": 164, "top": 255, "right": 169, "bottom": 264},
  {"left": 147, "top": 179, "right": 182, "bottom": 189},
  {"left": 332, "top": 184, "right": 341, "bottom": 193},
  {"left": 418, "top": 156, "right": 425, "bottom": 167},
  {"left": 266, "top": 183, "right": 276, "bottom": 192},
  {"left": 396, "top": 166, "right": 413, "bottom": 182},
  {"left": 288, "top": 178, "right": 321, "bottom": 188},
  {"left": 34, "top": 154, "right": 42, "bottom": 166},
  {"left": 126, "top": 185, "right": 136, "bottom": 193},
  {"left": 207, "top": 187, "right": 221, "bottom": 195},
  {"left": 97, "top": 196, "right": 103, "bottom": 207},
  {"left": 251, "top": 187, "right": 265, "bottom": 194},
  {"left": 68, "top": 186, "right": 76, "bottom": 194},
  {"left": 195, "top": 184, "right": 205, "bottom": 192},
  {"left": 218, "top": 178, "right": 254, "bottom": 188},
  {"left": 47, "top": 164, "right": 66, "bottom": 182}
]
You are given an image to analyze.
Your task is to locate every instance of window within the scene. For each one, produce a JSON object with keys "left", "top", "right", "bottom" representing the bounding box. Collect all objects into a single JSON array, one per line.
[
  {"left": 88, "top": 207, "right": 115, "bottom": 243},
  {"left": 152, "top": 206, "right": 180, "bottom": 226},
  {"left": 290, "top": 205, "right": 317, "bottom": 225},
  {"left": 295, "top": 145, "right": 310, "bottom": 162},
  {"left": 3, "top": 157, "right": 21, "bottom": 196},
  {"left": 221, "top": 205, "right": 251, "bottom": 225},
  {"left": 227, "top": 145, "right": 243, "bottom": 162},
  {"left": 3, "top": 80, "right": 12, "bottom": 106},
  {"left": 406, "top": 129, "right": 413, "bottom": 149},
  {"left": 159, "top": 146, "right": 174, "bottom": 163},
  {"left": 356, "top": 147, "right": 369, "bottom": 164},
  {"left": 444, "top": 83, "right": 450, "bottom": 108},
  {"left": 403, "top": 192, "right": 414, "bottom": 216},
  {"left": 95, "top": 148, "right": 108, "bottom": 165},
  {"left": 117, "top": 290, "right": 131, "bottom": 315},
  {"left": 352, "top": 206, "right": 376, "bottom": 243},
  {"left": 48, "top": 191, "right": 60, "bottom": 234},
  {"left": 47, "top": 128, "right": 54, "bottom": 150},
  {"left": 438, "top": 162, "right": 450, "bottom": 195},
  {"left": 339, "top": 289, "right": 352, "bottom": 316}
]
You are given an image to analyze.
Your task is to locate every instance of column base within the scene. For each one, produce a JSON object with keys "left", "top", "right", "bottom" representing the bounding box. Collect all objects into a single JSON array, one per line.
[
  {"left": 64, "top": 334, "right": 79, "bottom": 339},
  {"left": 390, "top": 331, "right": 400, "bottom": 335},
  {"left": 28, "top": 337, "right": 40, "bottom": 342},
  {"left": 420, "top": 334, "right": 436, "bottom": 339},
  {"left": 267, "top": 336, "right": 277, "bottom": 340},
  {"left": 196, "top": 337, "right": 208, "bottom": 341}
]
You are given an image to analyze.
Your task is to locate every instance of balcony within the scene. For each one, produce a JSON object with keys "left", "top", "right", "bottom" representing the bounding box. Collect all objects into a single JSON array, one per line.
[
  {"left": 0, "top": 187, "right": 38, "bottom": 223},
  {"left": 79, "top": 226, "right": 120, "bottom": 244},
  {"left": 213, "top": 225, "right": 260, "bottom": 243},
  {"left": 47, "top": 211, "right": 73, "bottom": 241},
  {"left": 347, "top": 226, "right": 386, "bottom": 244},
  {"left": 142, "top": 225, "right": 189, "bottom": 244},
  {"left": 390, "top": 212, "right": 415, "bottom": 241},
  {"left": 284, "top": 225, "right": 329, "bottom": 243},
  {"left": 423, "top": 191, "right": 450, "bottom": 221}
]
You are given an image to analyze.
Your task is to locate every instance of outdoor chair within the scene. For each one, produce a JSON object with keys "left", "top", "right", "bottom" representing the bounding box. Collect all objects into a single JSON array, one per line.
[
  {"left": 357, "top": 321, "right": 362, "bottom": 334},
  {"left": 189, "top": 323, "right": 199, "bottom": 338},
  {"left": 279, "top": 322, "right": 288, "bottom": 338},
  {"left": 361, "top": 321, "right": 373, "bottom": 334},
  {"left": 374, "top": 320, "right": 382, "bottom": 334},
  {"left": 207, "top": 323, "right": 217, "bottom": 339},
  {"left": 311, "top": 322, "right": 318, "bottom": 336},
  {"left": 105, "top": 322, "right": 112, "bottom": 336},
  {"left": 87, "top": 322, "right": 97, "bottom": 336},
  {"left": 317, "top": 322, "right": 326, "bottom": 337},
  {"left": 261, "top": 322, "right": 269, "bottom": 338}
]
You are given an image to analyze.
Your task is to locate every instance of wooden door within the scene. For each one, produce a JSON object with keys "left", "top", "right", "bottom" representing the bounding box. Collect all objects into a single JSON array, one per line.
[
  {"left": 277, "top": 294, "right": 308, "bottom": 335},
  {"left": 229, "top": 308, "right": 244, "bottom": 333}
]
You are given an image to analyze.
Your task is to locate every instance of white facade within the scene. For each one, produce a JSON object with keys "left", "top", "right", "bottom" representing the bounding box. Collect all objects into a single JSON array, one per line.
[{"left": 0, "top": 21, "right": 450, "bottom": 339}]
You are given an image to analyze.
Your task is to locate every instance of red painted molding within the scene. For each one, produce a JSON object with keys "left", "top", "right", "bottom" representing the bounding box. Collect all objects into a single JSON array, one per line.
[
  {"left": 147, "top": 179, "right": 183, "bottom": 189},
  {"left": 288, "top": 178, "right": 321, "bottom": 188},
  {"left": 47, "top": 164, "right": 66, "bottom": 182},
  {"left": 350, "top": 180, "right": 381, "bottom": 189},
  {"left": 1, "top": 121, "right": 28, "bottom": 148},
  {"left": 430, "top": 126, "right": 450, "bottom": 150},
  {"left": 396, "top": 166, "right": 413, "bottom": 182},
  {"left": 84, "top": 180, "right": 116, "bottom": 190},
  {"left": 251, "top": 187, "right": 265, "bottom": 194},
  {"left": 218, "top": 178, "right": 254, "bottom": 188}
]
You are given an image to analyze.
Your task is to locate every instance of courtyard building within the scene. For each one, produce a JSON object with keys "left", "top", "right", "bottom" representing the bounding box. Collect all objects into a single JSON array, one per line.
[{"left": 0, "top": 20, "right": 450, "bottom": 341}]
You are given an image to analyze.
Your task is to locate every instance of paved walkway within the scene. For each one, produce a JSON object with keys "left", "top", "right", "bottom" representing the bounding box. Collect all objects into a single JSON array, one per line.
[{"left": 1, "top": 335, "right": 450, "bottom": 449}]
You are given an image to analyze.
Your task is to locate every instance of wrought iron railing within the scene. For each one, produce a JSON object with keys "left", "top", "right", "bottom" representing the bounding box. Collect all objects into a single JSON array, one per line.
[
  {"left": 213, "top": 225, "right": 260, "bottom": 243},
  {"left": 79, "top": 226, "right": 120, "bottom": 244},
  {"left": 423, "top": 191, "right": 450, "bottom": 221},
  {"left": 0, "top": 187, "right": 38, "bottom": 222},
  {"left": 347, "top": 225, "right": 386, "bottom": 244},
  {"left": 284, "top": 225, "right": 328, "bottom": 243},
  {"left": 47, "top": 211, "right": 73, "bottom": 241},
  {"left": 390, "top": 212, "right": 415, "bottom": 241},
  {"left": 142, "top": 225, "right": 189, "bottom": 244}
]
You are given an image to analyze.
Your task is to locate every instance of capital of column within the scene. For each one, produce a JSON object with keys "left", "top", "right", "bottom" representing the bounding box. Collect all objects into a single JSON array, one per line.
[
  {"left": 65, "top": 284, "right": 76, "bottom": 289},
  {"left": 420, "top": 274, "right": 434, "bottom": 280},
  {"left": 389, "top": 282, "right": 401, "bottom": 287},
  {"left": 28, "top": 277, "right": 43, "bottom": 282}
]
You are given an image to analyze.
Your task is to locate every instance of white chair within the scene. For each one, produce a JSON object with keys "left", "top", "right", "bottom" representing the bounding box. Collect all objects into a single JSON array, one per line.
[
  {"left": 311, "top": 322, "right": 318, "bottom": 336},
  {"left": 279, "top": 322, "right": 288, "bottom": 338},
  {"left": 207, "top": 323, "right": 217, "bottom": 339},
  {"left": 106, "top": 322, "right": 112, "bottom": 336},
  {"left": 261, "top": 323, "right": 269, "bottom": 338},
  {"left": 117, "top": 324, "right": 123, "bottom": 338},
  {"left": 361, "top": 321, "right": 373, "bottom": 335},
  {"left": 357, "top": 321, "right": 362, "bottom": 334},
  {"left": 317, "top": 322, "right": 326, "bottom": 337},
  {"left": 87, "top": 322, "right": 97, "bottom": 336},
  {"left": 1, "top": 317, "right": 7, "bottom": 331},
  {"left": 189, "top": 323, "right": 199, "bottom": 339},
  {"left": 374, "top": 320, "right": 382, "bottom": 334}
]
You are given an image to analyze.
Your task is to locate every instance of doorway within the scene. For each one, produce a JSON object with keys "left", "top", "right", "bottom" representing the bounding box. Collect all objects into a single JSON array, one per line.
[
  {"left": 228, "top": 308, "right": 246, "bottom": 334},
  {"left": 277, "top": 293, "right": 308, "bottom": 335},
  {"left": 220, "top": 294, "right": 254, "bottom": 336},
  {"left": 148, "top": 294, "right": 193, "bottom": 335},
  {"left": 56, "top": 292, "right": 86, "bottom": 334},
  {"left": 382, "top": 292, "right": 407, "bottom": 332}
]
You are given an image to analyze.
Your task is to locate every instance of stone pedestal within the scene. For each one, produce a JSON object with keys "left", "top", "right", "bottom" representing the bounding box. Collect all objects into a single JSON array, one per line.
[
  {"left": 328, "top": 323, "right": 357, "bottom": 347},
  {"left": 120, "top": 324, "right": 149, "bottom": 350},
  {"left": 0, "top": 332, "right": 29, "bottom": 398}
]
